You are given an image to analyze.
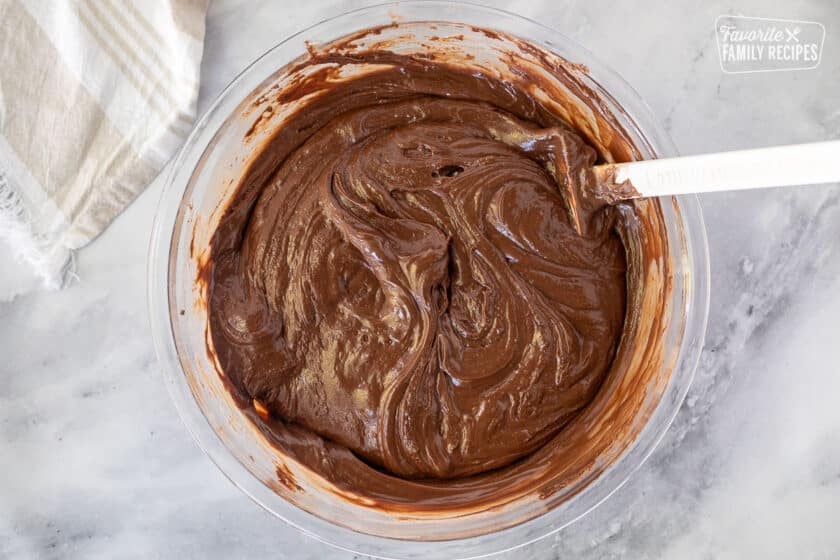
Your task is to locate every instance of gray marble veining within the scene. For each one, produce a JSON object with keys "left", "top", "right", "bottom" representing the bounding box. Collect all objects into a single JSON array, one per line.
[{"left": 1, "top": 1, "right": 839, "bottom": 558}]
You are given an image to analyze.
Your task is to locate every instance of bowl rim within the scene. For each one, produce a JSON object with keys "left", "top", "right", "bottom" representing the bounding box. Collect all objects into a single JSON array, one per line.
[{"left": 148, "top": 2, "right": 711, "bottom": 558}]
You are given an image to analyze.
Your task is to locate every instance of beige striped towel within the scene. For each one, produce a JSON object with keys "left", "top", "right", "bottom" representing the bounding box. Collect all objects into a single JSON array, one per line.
[{"left": 0, "top": 0, "right": 207, "bottom": 288}]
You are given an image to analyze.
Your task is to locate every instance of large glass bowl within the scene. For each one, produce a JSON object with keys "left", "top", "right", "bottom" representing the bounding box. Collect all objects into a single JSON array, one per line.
[{"left": 148, "top": 2, "right": 710, "bottom": 558}]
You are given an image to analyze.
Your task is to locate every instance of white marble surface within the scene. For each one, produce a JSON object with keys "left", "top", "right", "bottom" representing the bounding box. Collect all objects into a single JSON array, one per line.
[{"left": 2, "top": 0, "right": 840, "bottom": 558}]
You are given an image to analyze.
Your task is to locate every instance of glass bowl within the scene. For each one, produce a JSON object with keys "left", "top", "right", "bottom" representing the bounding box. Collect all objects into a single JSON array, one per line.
[{"left": 148, "top": 2, "right": 710, "bottom": 558}]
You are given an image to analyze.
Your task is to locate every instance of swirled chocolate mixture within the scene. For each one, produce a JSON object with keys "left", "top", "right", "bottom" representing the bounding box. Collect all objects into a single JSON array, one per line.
[{"left": 206, "top": 31, "right": 668, "bottom": 514}]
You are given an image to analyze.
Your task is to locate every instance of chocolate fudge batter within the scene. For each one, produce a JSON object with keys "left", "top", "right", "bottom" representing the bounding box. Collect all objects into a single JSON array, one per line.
[{"left": 203, "top": 25, "right": 670, "bottom": 517}]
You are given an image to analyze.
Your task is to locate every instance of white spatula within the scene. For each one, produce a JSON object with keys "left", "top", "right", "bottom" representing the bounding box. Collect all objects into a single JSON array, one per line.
[{"left": 591, "top": 140, "right": 840, "bottom": 201}]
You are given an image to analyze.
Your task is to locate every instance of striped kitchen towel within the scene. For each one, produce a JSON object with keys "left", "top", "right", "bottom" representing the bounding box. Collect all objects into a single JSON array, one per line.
[{"left": 0, "top": 0, "right": 207, "bottom": 288}]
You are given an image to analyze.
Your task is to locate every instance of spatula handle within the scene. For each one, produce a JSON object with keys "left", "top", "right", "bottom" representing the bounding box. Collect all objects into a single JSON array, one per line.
[{"left": 593, "top": 140, "right": 840, "bottom": 199}]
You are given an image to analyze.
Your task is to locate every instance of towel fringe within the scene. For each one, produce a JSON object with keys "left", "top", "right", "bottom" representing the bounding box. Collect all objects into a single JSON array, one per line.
[{"left": 0, "top": 172, "right": 75, "bottom": 289}]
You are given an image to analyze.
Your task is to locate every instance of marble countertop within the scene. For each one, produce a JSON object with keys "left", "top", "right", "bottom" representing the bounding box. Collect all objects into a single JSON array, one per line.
[{"left": 2, "top": 0, "right": 839, "bottom": 558}]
